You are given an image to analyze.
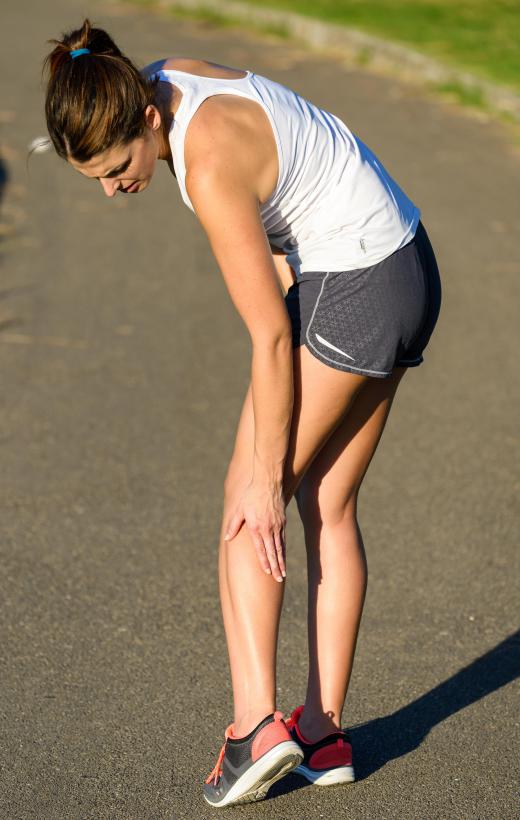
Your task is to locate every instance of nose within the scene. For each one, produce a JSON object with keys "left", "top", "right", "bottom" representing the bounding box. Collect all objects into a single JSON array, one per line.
[{"left": 99, "top": 177, "right": 119, "bottom": 197}]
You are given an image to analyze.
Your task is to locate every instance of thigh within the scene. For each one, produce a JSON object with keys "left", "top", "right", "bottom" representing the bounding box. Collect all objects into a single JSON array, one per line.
[
  {"left": 295, "top": 366, "right": 407, "bottom": 528},
  {"left": 224, "top": 344, "right": 372, "bottom": 505}
]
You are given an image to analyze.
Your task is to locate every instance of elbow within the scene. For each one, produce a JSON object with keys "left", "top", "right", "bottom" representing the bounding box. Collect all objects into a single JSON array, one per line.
[
  {"left": 251, "top": 328, "right": 293, "bottom": 353},
  {"left": 252, "top": 334, "right": 293, "bottom": 363}
]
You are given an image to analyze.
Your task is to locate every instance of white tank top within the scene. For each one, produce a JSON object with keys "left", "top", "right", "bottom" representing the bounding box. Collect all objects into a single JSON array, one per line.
[{"left": 151, "top": 67, "right": 421, "bottom": 278}]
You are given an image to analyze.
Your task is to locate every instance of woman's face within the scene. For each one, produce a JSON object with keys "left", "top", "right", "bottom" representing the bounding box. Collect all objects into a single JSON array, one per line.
[{"left": 69, "top": 109, "right": 163, "bottom": 197}]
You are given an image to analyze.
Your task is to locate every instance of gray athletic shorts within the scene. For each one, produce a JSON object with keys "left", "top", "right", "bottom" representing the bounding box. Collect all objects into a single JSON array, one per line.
[{"left": 284, "top": 220, "right": 442, "bottom": 378}]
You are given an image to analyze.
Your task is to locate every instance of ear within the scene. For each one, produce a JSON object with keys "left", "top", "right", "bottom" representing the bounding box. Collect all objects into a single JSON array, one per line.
[{"left": 144, "top": 104, "right": 162, "bottom": 131}]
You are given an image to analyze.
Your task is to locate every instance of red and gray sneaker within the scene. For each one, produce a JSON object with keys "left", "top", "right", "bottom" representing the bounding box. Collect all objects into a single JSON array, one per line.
[
  {"left": 286, "top": 705, "right": 355, "bottom": 786},
  {"left": 203, "top": 710, "right": 304, "bottom": 808}
]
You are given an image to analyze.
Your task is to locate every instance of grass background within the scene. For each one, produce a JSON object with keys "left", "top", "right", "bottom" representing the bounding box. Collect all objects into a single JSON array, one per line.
[{"left": 232, "top": 0, "right": 520, "bottom": 93}]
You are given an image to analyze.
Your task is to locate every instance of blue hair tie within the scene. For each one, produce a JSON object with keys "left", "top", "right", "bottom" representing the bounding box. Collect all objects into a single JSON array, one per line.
[{"left": 71, "top": 48, "right": 90, "bottom": 59}]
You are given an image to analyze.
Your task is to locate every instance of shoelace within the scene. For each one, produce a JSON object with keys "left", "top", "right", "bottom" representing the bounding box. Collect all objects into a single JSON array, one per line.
[
  {"left": 205, "top": 723, "right": 235, "bottom": 786},
  {"left": 205, "top": 711, "right": 286, "bottom": 787}
]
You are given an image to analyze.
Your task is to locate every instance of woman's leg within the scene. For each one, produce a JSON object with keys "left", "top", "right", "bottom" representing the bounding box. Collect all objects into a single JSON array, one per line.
[
  {"left": 220, "top": 345, "right": 369, "bottom": 737},
  {"left": 218, "top": 381, "right": 282, "bottom": 738},
  {"left": 294, "top": 366, "right": 407, "bottom": 741}
]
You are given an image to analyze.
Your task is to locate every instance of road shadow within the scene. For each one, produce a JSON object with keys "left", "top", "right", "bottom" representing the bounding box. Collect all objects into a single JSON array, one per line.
[
  {"left": 270, "top": 630, "right": 519, "bottom": 797},
  {"left": 0, "top": 154, "right": 8, "bottom": 249}
]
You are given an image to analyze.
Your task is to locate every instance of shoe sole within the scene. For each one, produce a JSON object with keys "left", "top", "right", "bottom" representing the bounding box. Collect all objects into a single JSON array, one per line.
[
  {"left": 294, "top": 762, "right": 355, "bottom": 785},
  {"left": 204, "top": 740, "right": 304, "bottom": 808}
]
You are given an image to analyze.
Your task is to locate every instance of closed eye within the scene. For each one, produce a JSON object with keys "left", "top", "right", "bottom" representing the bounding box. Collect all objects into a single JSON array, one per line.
[{"left": 102, "top": 157, "right": 132, "bottom": 178}]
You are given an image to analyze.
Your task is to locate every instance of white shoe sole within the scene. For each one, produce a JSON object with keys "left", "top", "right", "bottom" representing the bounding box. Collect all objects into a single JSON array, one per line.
[
  {"left": 294, "top": 762, "right": 355, "bottom": 785},
  {"left": 204, "top": 740, "right": 304, "bottom": 808}
]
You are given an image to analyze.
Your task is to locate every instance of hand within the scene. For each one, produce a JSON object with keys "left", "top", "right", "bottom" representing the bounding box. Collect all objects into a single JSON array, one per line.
[{"left": 224, "top": 479, "right": 287, "bottom": 582}]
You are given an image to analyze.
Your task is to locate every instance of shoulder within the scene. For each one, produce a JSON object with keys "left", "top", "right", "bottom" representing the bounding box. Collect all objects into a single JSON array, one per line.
[
  {"left": 185, "top": 96, "right": 259, "bottom": 188},
  {"left": 141, "top": 59, "right": 277, "bottom": 202},
  {"left": 188, "top": 92, "right": 262, "bottom": 142},
  {"left": 190, "top": 94, "right": 276, "bottom": 175},
  {"left": 141, "top": 57, "right": 200, "bottom": 76},
  {"left": 187, "top": 93, "right": 277, "bottom": 200},
  {"left": 141, "top": 57, "right": 249, "bottom": 79}
]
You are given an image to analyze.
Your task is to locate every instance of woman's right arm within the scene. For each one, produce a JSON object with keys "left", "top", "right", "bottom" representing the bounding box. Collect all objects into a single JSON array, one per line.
[
  {"left": 177, "top": 96, "right": 295, "bottom": 579},
  {"left": 185, "top": 164, "right": 294, "bottom": 580}
]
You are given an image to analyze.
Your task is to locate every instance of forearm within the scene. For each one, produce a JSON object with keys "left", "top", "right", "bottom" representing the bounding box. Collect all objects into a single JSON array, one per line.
[{"left": 251, "top": 335, "right": 294, "bottom": 485}]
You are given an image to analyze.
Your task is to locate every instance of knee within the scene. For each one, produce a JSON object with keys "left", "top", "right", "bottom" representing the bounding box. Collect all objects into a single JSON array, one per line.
[{"left": 295, "top": 480, "right": 358, "bottom": 530}]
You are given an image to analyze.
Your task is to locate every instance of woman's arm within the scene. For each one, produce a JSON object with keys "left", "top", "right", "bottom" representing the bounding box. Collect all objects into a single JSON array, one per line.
[{"left": 186, "top": 153, "right": 294, "bottom": 579}]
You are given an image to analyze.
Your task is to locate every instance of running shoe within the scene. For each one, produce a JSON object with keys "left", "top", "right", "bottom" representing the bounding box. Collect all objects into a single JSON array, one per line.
[
  {"left": 203, "top": 710, "right": 304, "bottom": 808},
  {"left": 286, "top": 705, "right": 355, "bottom": 785}
]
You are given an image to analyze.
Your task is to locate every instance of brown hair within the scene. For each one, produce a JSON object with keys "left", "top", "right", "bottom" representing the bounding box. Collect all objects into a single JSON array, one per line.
[{"left": 44, "top": 19, "right": 159, "bottom": 162}]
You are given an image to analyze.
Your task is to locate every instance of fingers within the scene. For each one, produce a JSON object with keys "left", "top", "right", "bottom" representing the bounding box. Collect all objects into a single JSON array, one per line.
[
  {"left": 274, "top": 528, "right": 286, "bottom": 579},
  {"left": 223, "top": 508, "right": 287, "bottom": 582},
  {"left": 250, "top": 531, "right": 273, "bottom": 577},
  {"left": 251, "top": 526, "right": 286, "bottom": 583},
  {"left": 263, "top": 531, "right": 284, "bottom": 582}
]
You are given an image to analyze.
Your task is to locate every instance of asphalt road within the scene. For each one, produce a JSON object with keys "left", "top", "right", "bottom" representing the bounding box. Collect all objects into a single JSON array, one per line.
[{"left": 1, "top": 0, "right": 519, "bottom": 818}]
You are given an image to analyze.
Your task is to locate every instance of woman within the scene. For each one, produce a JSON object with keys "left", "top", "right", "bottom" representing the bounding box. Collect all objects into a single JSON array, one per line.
[{"left": 44, "top": 19, "right": 441, "bottom": 809}]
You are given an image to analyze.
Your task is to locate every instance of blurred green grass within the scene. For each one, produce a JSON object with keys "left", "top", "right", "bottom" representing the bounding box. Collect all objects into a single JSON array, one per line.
[{"left": 238, "top": 0, "right": 520, "bottom": 92}]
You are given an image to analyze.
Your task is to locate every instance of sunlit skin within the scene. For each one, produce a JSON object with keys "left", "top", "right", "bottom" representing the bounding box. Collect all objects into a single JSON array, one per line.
[{"left": 68, "top": 103, "right": 173, "bottom": 196}]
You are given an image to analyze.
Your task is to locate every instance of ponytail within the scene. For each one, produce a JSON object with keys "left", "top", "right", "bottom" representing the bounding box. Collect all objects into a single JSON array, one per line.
[{"left": 43, "top": 19, "right": 159, "bottom": 161}]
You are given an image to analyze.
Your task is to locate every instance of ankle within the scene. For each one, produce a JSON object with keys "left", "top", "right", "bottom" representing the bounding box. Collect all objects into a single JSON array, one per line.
[
  {"left": 233, "top": 707, "right": 275, "bottom": 739},
  {"left": 297, "top": 707, "right": 342, "bottom": 743}
]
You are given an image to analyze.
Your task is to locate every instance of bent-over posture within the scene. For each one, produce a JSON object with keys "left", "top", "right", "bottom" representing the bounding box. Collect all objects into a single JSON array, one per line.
[{"left": 43, "top": 19, "right": 442, "bottom": 809}]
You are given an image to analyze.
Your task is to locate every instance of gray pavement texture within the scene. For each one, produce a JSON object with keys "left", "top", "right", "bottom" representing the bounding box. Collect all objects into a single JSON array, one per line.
[{"left": 1, "top": 1, "right": 519, "bottom": 818}]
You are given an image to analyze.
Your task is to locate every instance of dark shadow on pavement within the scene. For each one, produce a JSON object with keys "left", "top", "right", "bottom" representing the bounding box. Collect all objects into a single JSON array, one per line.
[
  {"left": 0, "top": 155, "right": 7, "bottom": 187},
  {"left": 0, "top": 154, "right": 9, "bottom": 234},
  {"left": 0, "top": 154, "right": 10, "bottom": 263},
  {"left": 269, "top": 630, "right": 520, "bottom": 798}
]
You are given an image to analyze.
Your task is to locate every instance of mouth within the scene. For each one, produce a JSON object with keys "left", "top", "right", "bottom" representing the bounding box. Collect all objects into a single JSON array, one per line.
[{"left": 121, "top": 180, "right": 140, "bottom": 193}]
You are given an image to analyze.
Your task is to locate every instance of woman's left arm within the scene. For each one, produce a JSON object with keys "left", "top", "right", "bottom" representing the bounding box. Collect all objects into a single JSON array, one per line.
[{"left": 186, "top": 161, "right": 294, "bottom": 581}]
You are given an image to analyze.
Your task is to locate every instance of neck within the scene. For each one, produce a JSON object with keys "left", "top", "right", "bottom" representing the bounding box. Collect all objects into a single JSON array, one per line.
[
  {"left": 157, "top": 121, "right": 172, "bottom": 162},
  {"left": 154, "top": 84, "right": 178, "bottom": 162}
]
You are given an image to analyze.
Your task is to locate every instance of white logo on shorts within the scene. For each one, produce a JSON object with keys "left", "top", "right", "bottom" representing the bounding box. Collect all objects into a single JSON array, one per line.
[{"left": 315, "top": 333, "right": 356, "bottom": 361}]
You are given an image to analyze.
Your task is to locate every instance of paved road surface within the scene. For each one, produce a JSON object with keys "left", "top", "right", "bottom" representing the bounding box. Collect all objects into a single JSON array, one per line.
[{"left": 1, "top": 0, "right": 519, "bottom": 817}]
